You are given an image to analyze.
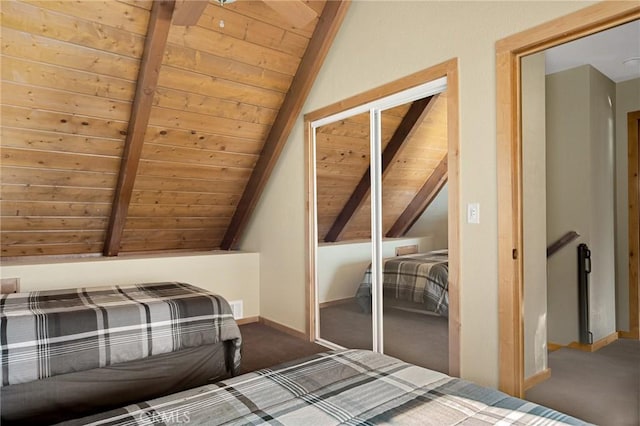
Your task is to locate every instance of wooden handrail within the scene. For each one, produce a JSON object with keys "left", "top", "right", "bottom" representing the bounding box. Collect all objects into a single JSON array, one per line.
[{"left": 547, "top": 231, "right": 580, "bottom": 258}]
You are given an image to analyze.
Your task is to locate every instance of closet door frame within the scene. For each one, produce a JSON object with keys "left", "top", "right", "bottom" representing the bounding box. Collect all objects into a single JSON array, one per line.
[{"left": 305, "top": 59, "right": 461, "bottom": 375}]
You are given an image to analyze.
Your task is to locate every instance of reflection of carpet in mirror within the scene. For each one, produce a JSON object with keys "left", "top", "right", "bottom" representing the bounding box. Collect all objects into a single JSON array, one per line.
[{"left": 319, "top": 300, "right": 449, "bottom": 374}]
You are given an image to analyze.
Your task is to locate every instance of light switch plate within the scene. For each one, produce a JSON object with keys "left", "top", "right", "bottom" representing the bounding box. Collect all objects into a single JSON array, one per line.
[{"left": 467, "top": 203, "right": 480, "bottom": 224}]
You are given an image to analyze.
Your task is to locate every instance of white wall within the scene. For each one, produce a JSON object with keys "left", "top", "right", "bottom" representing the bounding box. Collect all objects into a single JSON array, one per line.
[
  {"left": 546, "top": 65, "right": 616, "bottom": 344},
  {"left": 317, "top": 236, "right": 433, "bottom": 303},
  {"left": 521, "top": 52, "right": 547, "bottom": 379},
  {"left": 241, "top": 0, "right": 594, "bottom": 388},
  {"left": 0, "top": 252, "right": 261, "bottom": 319},
  {"left": 614, "top": 77, "right": 640, "bottom": 331},
  {"left": 405, "top": 183, "right": 448, "bottom": 249}
]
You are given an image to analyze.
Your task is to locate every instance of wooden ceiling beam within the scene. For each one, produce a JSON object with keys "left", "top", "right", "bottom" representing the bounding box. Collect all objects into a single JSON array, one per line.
[
  {"left": 263, "top": 0, "right": 318, "bottom": 29},
  {"left": 173, "top": 0, "right": 208, "bottom": 26},
  {"left": 221, "top": 0, "right": 351, "bottom": 250},
  {"left": 103, "top": 0, "right": 176, "bottom": 256},
  {"left": 324, "top": 95, "right": 437, "bottom": 243},
  {"left": 386, "top": 156, "right": 448, "bottom": 238}
]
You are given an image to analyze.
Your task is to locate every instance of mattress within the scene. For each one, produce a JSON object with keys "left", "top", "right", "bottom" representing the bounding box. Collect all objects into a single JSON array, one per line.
[
  {"left": 58, "top": 349, "right": 590, "bottom": 426},
  {"left": 0, "top": 281, "right": 242, "bottom": 386}
]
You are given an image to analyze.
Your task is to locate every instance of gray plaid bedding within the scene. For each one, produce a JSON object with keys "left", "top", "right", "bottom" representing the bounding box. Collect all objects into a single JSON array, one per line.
[
  {"left": 0, "top": 282, "right": 241, "bottom": 387},
  {"left": 58, "top": 349, "right": 589, "bottom": 425},
  {"left": 356, "top": 250, "right": 449, "bottom": 316}
]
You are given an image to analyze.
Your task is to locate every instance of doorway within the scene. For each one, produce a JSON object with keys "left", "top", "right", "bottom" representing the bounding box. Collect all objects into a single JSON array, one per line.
[{"left": 496, "top": 2, "right": 640, "bottom": 397}]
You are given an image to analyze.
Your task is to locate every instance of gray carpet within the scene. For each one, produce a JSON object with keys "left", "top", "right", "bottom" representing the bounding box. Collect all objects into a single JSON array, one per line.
[
  {"left": 239, "top": 322, "right": 327, "bottom": 374},
  {"left": 525, "top": 339, "right": 640, "bottom": 426},
  {"left": 319, "top": 300, "right": 449, "bottom": 374}
]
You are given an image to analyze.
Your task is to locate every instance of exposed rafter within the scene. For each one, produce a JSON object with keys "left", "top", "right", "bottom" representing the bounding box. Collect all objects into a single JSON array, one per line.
[
  {"left": 172, "top": 0, "right": 208, "bottom": 26},
  {"left": 263, "top": 0, "right": 318, "bottom": 28},
  {"left": 324, "top": 95, "right": 436, "bottom": 243},
  {"left": 386, "top": 156, "right": 448, "bottom": 238},
  {"left": 221, "top": 0, "right": 351, "bottom": 250},
  {"left": 103, "top": 0, "right": 176, "bottom": 256}
]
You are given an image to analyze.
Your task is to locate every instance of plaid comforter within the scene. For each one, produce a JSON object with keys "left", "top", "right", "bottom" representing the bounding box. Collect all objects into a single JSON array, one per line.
[
  {"left": 356, "top": 250, "right": 449, "bottom": 316},
  {"left": 0, "top": 282, "right": 241, "bottom": 387},
  {"left": 58, "top": 349, "right": 589, "bottom": 426}
]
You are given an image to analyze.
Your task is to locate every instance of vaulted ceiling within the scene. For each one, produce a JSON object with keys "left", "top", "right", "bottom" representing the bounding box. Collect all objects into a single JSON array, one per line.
[
  {"left": 1, "top": 0, "right": 349, "bottom": 257},
  {"left": 1, "top": 0, "right": 446, "bottom": 259}
]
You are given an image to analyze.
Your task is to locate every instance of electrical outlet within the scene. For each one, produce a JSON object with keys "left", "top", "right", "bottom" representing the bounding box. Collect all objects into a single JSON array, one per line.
[
  {"left": 228, "top": 300, "right": 243, "bottom": 319},
  {"left": 467, "top": 203, "right": 480, "bottom": 224},
  {"left": 1, "top": 278, "right": 20, "bottom": 294}
]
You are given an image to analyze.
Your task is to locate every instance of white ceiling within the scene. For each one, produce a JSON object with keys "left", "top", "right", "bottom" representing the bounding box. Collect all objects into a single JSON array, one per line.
[{"left": 545, "top": 19, "right": 640, "bottom": 83}]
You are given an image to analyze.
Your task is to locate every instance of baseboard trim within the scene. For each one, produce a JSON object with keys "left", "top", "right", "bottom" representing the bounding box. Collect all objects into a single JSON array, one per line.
[
  {"left": 259, "top": 317, "right": 308, "bottom": 340},
  {"left": 319, "top": 297, "right": 355, "bottom": 309},
  {"left": 567, "top": 331, "right": 619, "bottom": 352},
  {"left": 236, "top": 316, "right": 259, "bottom": 325},
  {"left": 523, "top": 368, "right": 551, "bottom": 391},
  {"left": 618, "top": 330, "right": 640, "bottom": 340},
  {"left": 547, "top": 342, "right": 563, "bottom": 352}
]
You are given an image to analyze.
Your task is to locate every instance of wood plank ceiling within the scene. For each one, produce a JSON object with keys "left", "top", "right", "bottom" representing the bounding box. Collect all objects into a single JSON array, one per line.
[
  {"left": 316, "top": 91, "right": 448, "bottom": 243},
  {"left": 1, "top": 0, "right": 349, "bottom": 258}
]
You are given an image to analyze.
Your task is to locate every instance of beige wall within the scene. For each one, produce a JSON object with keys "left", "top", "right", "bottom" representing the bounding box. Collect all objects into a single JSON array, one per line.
[
  {"left": 521, "top": 52, "right": 547, "bottom": 379},
  {"left": 405, "top": 183, "right": 449, "bottom": 249},
  {"left": 546, "top": 65, "right": 616, "bottom": 344},
  {"left": 588, "top": 66, "right": 617, "bottom": 341},
  {"left": 318, "top": 236, "right": 433, "bottom": 303},
  {"left": 241, "top": 0, "right": 593, "bottom": 388},
  {"left": 614, "top": 77, "right": 640, "bottom": 331},
  {"left": 546, "top": 66, "right": 590, "bottom": 344},
  {"left": 0, "top": 252, "right": 261, "bottom": 319}
]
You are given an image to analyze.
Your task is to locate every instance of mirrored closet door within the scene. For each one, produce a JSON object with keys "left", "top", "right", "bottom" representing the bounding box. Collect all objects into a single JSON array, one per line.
[{"left": 310, "top": 77, "right": 451, "bottom": 373}]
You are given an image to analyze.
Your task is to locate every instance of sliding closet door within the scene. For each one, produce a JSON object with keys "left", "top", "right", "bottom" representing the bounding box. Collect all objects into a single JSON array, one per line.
[
  {"left": 380, "top": 95, "right": 449, "bottom": 373},
  {"left": 315, "top": 111, "right": 373, "bottom": 350},
  {"left": 311, "top": 76, "right": 449, "bottom": 357}
]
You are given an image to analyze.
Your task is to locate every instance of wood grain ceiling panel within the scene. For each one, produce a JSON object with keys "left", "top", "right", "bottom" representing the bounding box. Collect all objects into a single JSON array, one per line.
[
  {"left": 167, "top": 24, "right": 300, "bottom": 76},
  {"left": 2, "top": 28, "right": 141, "bottom": 80},
  {"left": 3, "top": 1, "right": 147, "bottom": 57},
  {"left": 220, "top": 1, "right": 322, "bottom": 39},
  {"left": 144, "top": 127, "right": 264, "bottom": 154},
  {"left": 1, "top": 57, "right": 136, "bottom": 102},
  {"left": 24, "top": 0, "right": 151, "bottom": 35},
  {"left": 120, "top": 1, "right": 324, "bottom": 252},
  {"left": 199, "top": 5, "right": 309, "bottom": 57},
  {"left": 1, "top": 0, "right": 147, "bottom": 257},
  {"left": 2, "top": 0, "right": 340, "bottom": 257}
]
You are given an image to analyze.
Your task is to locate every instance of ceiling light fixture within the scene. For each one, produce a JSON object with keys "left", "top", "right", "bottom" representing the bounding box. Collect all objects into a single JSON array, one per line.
[{"left": 216, "top": 0, "right": 235, "bottom": 28}]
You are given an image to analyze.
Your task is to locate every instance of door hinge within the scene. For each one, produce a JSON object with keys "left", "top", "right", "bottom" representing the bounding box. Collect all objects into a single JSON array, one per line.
[{"left": 512, "top": 248, "right": 518, "bottom": 259}]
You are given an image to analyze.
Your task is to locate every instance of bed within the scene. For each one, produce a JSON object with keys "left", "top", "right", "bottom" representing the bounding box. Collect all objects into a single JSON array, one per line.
[
  {"left": 0, "top": 282, "right": 242, "bottom": 425},
  {"left": 355, "top": 249, "right": 449, "bottom": 316},
  {"left": 58, "top": 349, "right": 589, "bottom": 425}
]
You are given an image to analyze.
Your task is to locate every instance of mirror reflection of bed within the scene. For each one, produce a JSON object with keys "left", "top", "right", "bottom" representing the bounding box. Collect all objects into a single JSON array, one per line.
[
  {"left": 320, "top": 246, "right": 449, "bottom": 373},
  {"left": 315, "top": 92, "right": 449, "bottom": 373}
]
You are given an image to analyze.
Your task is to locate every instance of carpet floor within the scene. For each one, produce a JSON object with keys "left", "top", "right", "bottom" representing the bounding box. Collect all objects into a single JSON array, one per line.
[
  {"left": 525, "top": 339, "right": 640, "bottom": 426},
  {"left": 318, "top": 300, "right": 449, "bottom": 373},
  {"left": 238, "top": 322, "right": 327, "bottom": 374}
]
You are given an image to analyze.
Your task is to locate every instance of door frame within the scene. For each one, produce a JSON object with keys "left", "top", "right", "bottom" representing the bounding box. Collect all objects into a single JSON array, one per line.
[
  {"left": 304, "top": 58, "right": 460, "bottom": 376},
  {"left": 496, "top": 3, "right": 640, "bottom": 397},
  {"left": 626, "top": 111, "right": 640, "bottom": 340}
]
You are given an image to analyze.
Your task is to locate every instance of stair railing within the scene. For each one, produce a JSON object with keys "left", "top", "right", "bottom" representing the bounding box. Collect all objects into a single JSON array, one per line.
[{"left": 547, "top": 231, "right": 580, "bottom": 258}]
